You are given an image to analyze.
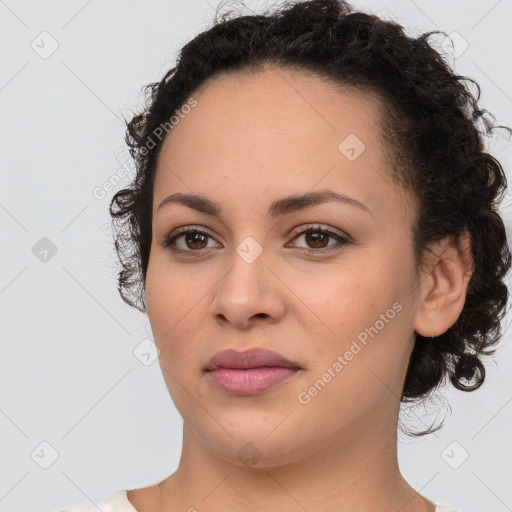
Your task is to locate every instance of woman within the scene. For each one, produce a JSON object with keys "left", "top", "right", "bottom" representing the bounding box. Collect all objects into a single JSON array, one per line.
[{"left": 61, "top": 0, "right": 511, "bottom": 510}]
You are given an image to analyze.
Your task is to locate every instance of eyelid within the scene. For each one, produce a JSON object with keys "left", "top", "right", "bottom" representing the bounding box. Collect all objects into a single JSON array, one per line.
[
  {"left": 288, "top": 223, "right": 351, "bottom": 242},
  {"left": 168, "top": 224, "right": 218, "bottom": 240}
]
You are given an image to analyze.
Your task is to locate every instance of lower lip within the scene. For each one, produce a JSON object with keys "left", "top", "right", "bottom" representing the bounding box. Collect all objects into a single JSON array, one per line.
[{"left": 207, "top": 367, "right": 299, "bottom": 395}]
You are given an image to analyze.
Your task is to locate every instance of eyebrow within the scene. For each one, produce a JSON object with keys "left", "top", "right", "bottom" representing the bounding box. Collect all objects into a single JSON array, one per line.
[{"left": 156, "top": 189, "right": 373, "bottom": 217}]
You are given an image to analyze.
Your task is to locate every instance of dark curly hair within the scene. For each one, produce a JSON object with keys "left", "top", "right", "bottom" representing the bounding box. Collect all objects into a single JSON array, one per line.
[{"left": 110, "top": 0, "right": 512, "bottom": 434}]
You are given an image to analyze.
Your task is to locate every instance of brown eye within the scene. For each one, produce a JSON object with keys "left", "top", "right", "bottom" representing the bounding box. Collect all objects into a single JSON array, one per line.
[
  {"left": 287, "top": 224, "right": 352, "bottom": 254},
  {"left": 163, "top": 227, "right": 220, "bottom": 254},
  {"left": 304, "top": 231, "right": 330, "bottom": 248},
  {"left": 183, "top": 232, "right": 209, "bottom": 250}
]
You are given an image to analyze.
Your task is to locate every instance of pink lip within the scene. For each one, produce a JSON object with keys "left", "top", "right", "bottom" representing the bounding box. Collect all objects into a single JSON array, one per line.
[
  {"left": 204, "top": 348, "right": 302, "bottom": 396},
  {"left": 208, "top": 367, "right": 300, "bottom": 395}
]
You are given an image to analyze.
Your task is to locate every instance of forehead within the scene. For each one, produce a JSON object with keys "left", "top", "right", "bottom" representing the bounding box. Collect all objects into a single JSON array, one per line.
[
  {"left": 153, "top": 66, "right": 410, "bottom": 219},
  {"left": 159, "top": 66, "right": 385, "bottom": 156}
]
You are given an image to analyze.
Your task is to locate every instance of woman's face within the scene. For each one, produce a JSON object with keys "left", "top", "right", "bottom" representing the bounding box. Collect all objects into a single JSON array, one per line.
[{"left": 145, "top": 66, "right": 425, "bottom": 466}]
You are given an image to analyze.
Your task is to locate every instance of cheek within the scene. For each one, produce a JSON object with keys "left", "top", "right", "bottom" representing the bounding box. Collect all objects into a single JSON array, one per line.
[
  {"left": 294, "top": 259, "right": 412, "bottom": 373},
  {"left": 295, "top": 259, "right": 396, "bottom": 334},
  {"left": 145, "top": 252, "right": 209, "bottom": 358},
  {"left": 293, "top": 273, "right": 411, "bottom": 420}
]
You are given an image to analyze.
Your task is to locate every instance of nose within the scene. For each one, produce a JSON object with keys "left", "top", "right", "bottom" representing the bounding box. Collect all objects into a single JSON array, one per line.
[{"left": 210, "top": 248, "right": 286, "bottom": 330}]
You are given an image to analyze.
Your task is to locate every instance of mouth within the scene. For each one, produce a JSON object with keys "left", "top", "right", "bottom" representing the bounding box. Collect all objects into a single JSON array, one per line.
[{"left": 204, "top": 348, "right": 302, "bottom": 396}]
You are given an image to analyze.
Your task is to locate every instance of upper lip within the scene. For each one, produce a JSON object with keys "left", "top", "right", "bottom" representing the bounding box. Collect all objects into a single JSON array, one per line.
[{"left": 205, "top": 348, "right": 301, "bottom": 371}]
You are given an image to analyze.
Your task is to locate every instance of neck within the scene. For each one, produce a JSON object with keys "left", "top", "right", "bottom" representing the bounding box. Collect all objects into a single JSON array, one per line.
[{"left": 156, "top": 415, "right": 435, "bottom": 512}]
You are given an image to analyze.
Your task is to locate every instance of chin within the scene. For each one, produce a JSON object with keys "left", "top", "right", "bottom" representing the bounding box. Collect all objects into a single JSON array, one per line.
[{"left": 193, "top": 416, "right": 317, "bottom": 469}]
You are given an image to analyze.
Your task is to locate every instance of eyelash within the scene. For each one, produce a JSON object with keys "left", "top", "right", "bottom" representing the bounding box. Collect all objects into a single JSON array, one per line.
[{"left": 162, "top": 223, "right": 352, "bottom": 257}]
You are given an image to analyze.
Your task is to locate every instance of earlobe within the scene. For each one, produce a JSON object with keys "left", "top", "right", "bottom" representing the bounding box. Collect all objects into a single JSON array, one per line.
[{"left": 414, "top": 232, "right": 473, "bottom": 338}]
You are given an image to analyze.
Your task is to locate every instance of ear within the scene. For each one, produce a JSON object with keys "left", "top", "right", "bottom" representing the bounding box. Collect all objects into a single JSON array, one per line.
[{"left": 414, "top": 231, "right": 474, "bottom": 338}]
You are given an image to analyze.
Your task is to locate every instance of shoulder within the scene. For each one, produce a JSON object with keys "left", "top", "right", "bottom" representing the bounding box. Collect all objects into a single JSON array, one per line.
[{"left": 57, "top": 490, "right": 136, "bottom": 512}]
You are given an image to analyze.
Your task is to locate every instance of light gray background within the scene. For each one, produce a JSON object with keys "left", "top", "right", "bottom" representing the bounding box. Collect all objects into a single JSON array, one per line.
[{"left": 1, "top": 1, "right": 511, "bottom": 511}]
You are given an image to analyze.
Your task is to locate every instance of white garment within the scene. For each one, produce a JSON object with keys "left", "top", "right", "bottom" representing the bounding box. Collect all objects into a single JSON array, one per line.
[{"left": 58, "top": 489, "right": 463, "bottom": 512}]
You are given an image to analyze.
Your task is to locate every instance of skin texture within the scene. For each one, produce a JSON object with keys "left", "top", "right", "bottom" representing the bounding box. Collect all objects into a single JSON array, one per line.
[{"left": 127, "top": 66, "right": 473, "bottom": 512}]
